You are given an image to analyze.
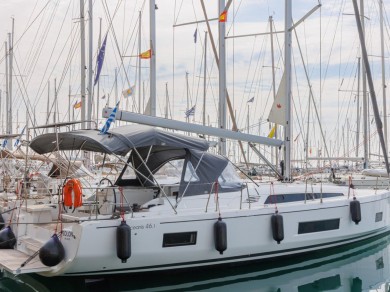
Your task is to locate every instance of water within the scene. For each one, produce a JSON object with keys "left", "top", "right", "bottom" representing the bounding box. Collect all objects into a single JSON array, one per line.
[{"left": 1, "top": 234, "right": 390, "bottom": 291}]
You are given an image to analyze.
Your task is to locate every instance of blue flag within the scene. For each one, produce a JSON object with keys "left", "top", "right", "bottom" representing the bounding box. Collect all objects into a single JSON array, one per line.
[
  {"left": 100, "top": 101, "right": 119, "bottom": 134},
  {"left": 193, "top": 28, "right": 197, "bottom": 43},
  {"left": 185, "top": 105, "right": 196, "bottom": 118},
  {"left": 2, "top": 140, "right": 7, "bottom": 148},
  {"left": 94, "top": 35, "right": 108, "bottom": 86},
  {"left": 14, "top": 125, "right": 26, "bottom": 147}
]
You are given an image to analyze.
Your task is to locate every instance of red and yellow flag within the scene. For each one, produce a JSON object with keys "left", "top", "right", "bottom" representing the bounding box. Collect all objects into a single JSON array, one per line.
[
  {"left": 140, "top": 49, "right": 151, "bottom": 59},
  {"left": 74, "top": 101, "right": 82, "bottom": 109},
  {"left": 219, "top": 10, "right": 227, "bottom": 22}
]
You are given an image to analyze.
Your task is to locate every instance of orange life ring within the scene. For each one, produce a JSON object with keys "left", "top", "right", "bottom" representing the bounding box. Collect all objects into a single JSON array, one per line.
[{"left": 63, "top": 178, "right": 83, "bottom": 208}]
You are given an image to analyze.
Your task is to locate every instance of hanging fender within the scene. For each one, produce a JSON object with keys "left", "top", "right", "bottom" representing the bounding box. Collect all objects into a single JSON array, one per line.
[{"left": 63, "top": 179, "right": 83, "bottom": 208}]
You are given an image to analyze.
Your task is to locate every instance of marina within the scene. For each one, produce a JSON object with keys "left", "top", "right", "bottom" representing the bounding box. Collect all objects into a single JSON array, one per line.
[{"left": 0, "top": 0, "right": 389, "bottom": 290}]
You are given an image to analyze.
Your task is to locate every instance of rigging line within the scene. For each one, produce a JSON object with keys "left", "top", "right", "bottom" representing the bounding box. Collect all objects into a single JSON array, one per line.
[
  {"left": 225, "top": 0, "right": 243, "bottom": 36},
  {"left": 32, "top": 8, "right": 75, "bottom": 128},
  {"left": 102, "top": 0, "right": 138, "bottom": 111},
  {"left": 172, "top": 0, "right": 177, "bottom": 119},
  {"left": 13, "top": 0, "right": 62, "bottom": 121},
  {"left": 237, "top": 36, "right": 257, "bottom": 127},
  {"left": 23, "top": 0, "right": 64, "bottom": 111},
  {"left": 19, "top": 0, "right": 40, "bottom": 74},
  {"left": 191, "top": 0, "right": 199, "bottom": 104},
  {"left": 0, "top": 0, "right": 52, "bottom": 65},
  {"left": 291, "top": 48, "right": 306, "bottom": 149},
  {"left": 174, "top": 0, "right": 185, "bottom": 25},
  {"left": 22, "top": 0, "right": 59, "bottom": 83}
]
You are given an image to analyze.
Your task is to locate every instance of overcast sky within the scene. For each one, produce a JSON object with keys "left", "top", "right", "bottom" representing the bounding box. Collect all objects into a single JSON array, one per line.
[{"left": 0, "top": 0, "right": 389, "bottom": 160}]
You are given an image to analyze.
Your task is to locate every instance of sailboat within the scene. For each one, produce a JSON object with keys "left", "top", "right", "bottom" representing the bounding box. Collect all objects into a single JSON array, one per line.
[{"left": 0, "top": 0, "right": 388, "bottom": 277}]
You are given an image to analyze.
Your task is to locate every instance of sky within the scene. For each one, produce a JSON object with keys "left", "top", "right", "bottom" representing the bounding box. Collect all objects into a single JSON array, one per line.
[{"left": 0, "top": 0, "right": 389, "bottom": 163}]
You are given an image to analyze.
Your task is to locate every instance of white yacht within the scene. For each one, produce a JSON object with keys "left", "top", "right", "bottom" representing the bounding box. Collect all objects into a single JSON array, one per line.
[{"left": 0, "top": 125, "right": 388, "bottom": 276}]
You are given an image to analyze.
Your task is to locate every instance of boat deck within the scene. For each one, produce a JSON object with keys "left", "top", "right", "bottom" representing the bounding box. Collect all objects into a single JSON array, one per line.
[{"left": 0, "top": 249, "right": 52, "bottom": 275}]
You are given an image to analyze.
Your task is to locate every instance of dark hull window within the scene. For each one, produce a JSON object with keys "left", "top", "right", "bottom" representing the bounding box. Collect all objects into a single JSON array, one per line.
[
  {"left": 376, "top": 212, "right": 383, "bottom": 222},
  {"left": 163, "top": 232, "right": 197, "bottom": 247},
  {"left": 298, "top": 219, "right": 340, "bottom": 234}
]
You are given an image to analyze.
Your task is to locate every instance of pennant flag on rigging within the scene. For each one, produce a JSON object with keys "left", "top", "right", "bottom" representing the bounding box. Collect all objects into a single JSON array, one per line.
[
  {"left": 219, "top": 10, "right": 227, "bottom": 22},
  {"left": 94, "top": 35, "right": 108, "bottom": 86},
  {"left": 74, "top": 101, "right": 82, "bottom": 109},
  {"left": 185, "top": 105, "right": 196, "bottom": 118},
  {"left": 100, "top": 101, "right": 120, "bottom": 135},
  {"left": 14, "top": 126, "right": 26, "bottom": 147},
  {"left": 194, "top": 28, "right": 197, "bottom": 43},
  {"left": 267, "top": 125, "right": 276, "bottom": 138},
  {"left": 247, "top": 96, "right": 254, "bottom": 103},
  {"left": 140, "top": 49, "right": 151, "bottom": 59},
  {"left": 122, "top": 86, "right": 135, "bottom": 98}
]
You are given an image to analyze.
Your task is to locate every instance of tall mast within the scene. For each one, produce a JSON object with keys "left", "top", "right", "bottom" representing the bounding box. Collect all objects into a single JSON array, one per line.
[
  {"left": 165, "top": 82, "right": 169, "bottom": 119},
  {"left": 96, "top": 18, "right": 102, "bottom": 125},
  {"left": 80, "top": 0, "right": 86, "bottom": 129},
  {"left": 270, "top": 15, "right": 278, "bottom": 167},
  {"left": 150, "top": 0, "right": 156, "bottom": 116},
  {"left": 8, "top": 19, "right": 14, "bottom": 148},
  {"left": 138, "top": 11, "right": 142, "bottom": 114},
  {"left": 379, "top": 0, "right": 387, "bottom": 151},
  {"left": 53, "top": 78, "right": 57, "bottom": 124},
  {"left": 186, "top": 72, "right": 189, "bottom": 123},
  {"left": 360, "top": 0, "right": 368, "bottom": 168},
  {"left": 46, "top": 81, "right": 50, "bottom": 133},
  {"left": 356, "top": 57, "right": 361, "bottom": 158},
  {"left": 283, "top": 0, "right": 292, "bottom": 180},
  {"left": 218, "top": 0, "right": 226, "bottom": 156},
  {"left": 0, "top": 90, "right": 2, "bottom": 134},
  {"left": 68, "top": 85, "right": 71, "bottom": 123},
  {"left": 87, "top": 0, "right": 93, "bottom": 129},
  {"left": 352, "top": 0, "right": 390, "bottom": 173},
  {"left": 203, "top": 31, "right": 207, "bottom": 126},
  {"left": 4, "top": 41, "right": 8, "bottom": 137}
]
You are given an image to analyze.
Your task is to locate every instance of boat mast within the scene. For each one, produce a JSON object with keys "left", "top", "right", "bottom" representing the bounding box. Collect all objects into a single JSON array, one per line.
[
  {"left": 46, "top": 81, "right": 50, "bottom": 133},
  {"left": 203, "top": 31, "right": 207, "bottom": 126},
  {"left": 80, "top": 0, "right": 86, "bottom": 129},
  {"left": 270, "top": 15, "right": 278, "bottom": 167},
  {"left": 379, "top": 0, "right": 387, "bottom": 151},
  {"left": 150, "top": 0, "right": 156, "bottom": 116},
  {"left": 68, "top": 85, "right": 71, "bottom": 123},
  {"left": 8, "top": 19, "right": 14, "bottom": 148},
  {"left": 96, "top": 18, "right": 102, "bottom": 124},
  {"left": 186, "top": 72, "right": 189, "bottom": 123},
  {"left": 352, "top": 0, "right": 390, "bottom": 174},
  {"left": 360, "top": 0, "right": 368, "bottom": 169},
  {"left": 4, "top": 41, "right": 8, "bottom": 137},
  {"left": 218, "top": 0, "right": 227, "bottom": 156},
  {"left": 283, "top": 0, "right": 292, "bottom": 181},
  {"left": 53, "top": 78, "right": 57, "bottom": 124},
  {"left": 138, "top": 11, "right": 142, "bottom": 114},
  {"left": 165, "top": 82, "right": 169, "bottom": 119},
  {"left": 356, "top": 57, "right": 360, "bottom": 159},
  {"left": 87, "top": 0, "right": 93, "bottom": 129}
]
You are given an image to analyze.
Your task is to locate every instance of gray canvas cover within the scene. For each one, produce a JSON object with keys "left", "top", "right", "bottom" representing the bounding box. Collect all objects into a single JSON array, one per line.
[{"left": 30, "top": 125, "right": 209, "bottom": 156}]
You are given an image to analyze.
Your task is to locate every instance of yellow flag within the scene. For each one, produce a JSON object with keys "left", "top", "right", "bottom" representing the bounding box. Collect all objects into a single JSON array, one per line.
[
  {"left": 267, "top": 125, "right": 276, "bottom": 138},
  {"left": 219, "top": 10, "right": 227, "bottom": 22},
  {"left": 139, "top": 49, "right": 151, "bottom": 59}
]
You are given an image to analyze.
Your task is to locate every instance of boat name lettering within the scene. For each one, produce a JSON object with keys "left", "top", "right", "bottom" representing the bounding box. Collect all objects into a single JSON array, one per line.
[
  {"left": 62, "top": 230, "right": 75, "bottom": 239},
  {"left": 131, "top": 223, "right": 155, "bottom": 230}
]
